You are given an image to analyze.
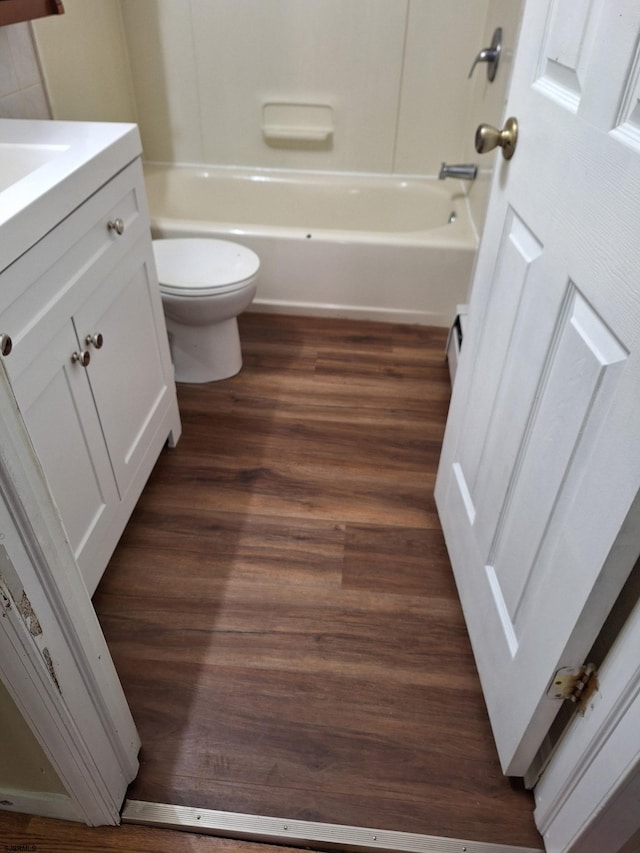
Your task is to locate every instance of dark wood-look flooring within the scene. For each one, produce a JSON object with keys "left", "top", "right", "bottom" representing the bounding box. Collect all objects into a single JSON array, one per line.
[
  {"left": 0, "top": 811, "right": 295, "bottom": 853},
  {"left": 90, "top": 313, "right": 541, "bottom": 848}
]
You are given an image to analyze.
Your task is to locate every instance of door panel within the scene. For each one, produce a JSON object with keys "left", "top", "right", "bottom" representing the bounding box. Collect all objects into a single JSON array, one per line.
[
  {"left": 617, "top": 54, "right": 640, "bottom": 137},
  {"left": 490, "top": 288, "right": 627, "bottom": 622},
  {"left": 535, "top": 0, "right": 605, "bottom": 111},
  {"left": 435, "top": 0, "right": 640, "bottom": 775},
  {"left": 458, "top": 211, "right": 544, "bottom": 505}
]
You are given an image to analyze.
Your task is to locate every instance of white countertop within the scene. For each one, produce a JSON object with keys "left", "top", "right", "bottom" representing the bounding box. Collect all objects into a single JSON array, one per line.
[{"left": 0, "top": 119, "right": 142, "bottom": 273}]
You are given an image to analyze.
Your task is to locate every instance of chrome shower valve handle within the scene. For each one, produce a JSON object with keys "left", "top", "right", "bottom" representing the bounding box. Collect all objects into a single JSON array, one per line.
[{"left": 468, "top": 27, "right": 502, "bottom": 82}]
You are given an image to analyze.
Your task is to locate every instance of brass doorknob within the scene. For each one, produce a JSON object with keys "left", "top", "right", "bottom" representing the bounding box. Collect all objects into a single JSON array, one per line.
[{"left": 475, "top": 117, "right": 518, "bottom": 160}]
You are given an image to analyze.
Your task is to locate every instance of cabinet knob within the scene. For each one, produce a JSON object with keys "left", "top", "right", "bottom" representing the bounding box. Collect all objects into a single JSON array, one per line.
[
  {"left": 0, "top": 334, "right": 12, "bottom": 357},
  {"left": 71, "top": 350, "right": 91, "bottom": 367},
  {"left": 107, "top": 218, "right": 125, "bottom": 236},
  {"left": 85, "top": 332, "right": 104, "bottom": 349}
]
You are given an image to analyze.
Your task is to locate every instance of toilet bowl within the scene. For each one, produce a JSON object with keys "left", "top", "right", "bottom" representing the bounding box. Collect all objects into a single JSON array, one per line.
[{"left": 152, "top": 238, "right": 259, "bottom": 383}]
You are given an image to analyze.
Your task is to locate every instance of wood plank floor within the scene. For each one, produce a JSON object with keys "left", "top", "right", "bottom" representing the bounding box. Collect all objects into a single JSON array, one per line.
[
  {"left": 0, "top": 811, "right": 296, "bottom": 853},
  {"left": 91, "top": 313, "right": 542, "bottom": 849}
]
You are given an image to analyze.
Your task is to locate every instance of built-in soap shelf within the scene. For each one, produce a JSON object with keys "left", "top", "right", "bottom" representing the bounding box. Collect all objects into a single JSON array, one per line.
[{"left": 262, "top": 102, "right": 334, "bottom": 144}]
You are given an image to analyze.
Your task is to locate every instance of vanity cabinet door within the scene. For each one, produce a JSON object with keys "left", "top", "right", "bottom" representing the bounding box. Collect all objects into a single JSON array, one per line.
[
  {"left": 73, "top": 238, "right": 173, "bottom": 503},
  {"left": 0, "top": 156, "right": 180, "bottom": 594},
  {"left": 8, "top": 239, "right": 176, "bottom": 594},
  {"left": 12, "top": 319, "right": 120, "bottom": 585}
]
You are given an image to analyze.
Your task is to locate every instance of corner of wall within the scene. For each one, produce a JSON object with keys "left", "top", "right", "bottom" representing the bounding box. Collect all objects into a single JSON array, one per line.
[
  {"left": 0, "top": 22, "right": 50, "bottom": 118},
  {"left": 32, "top": 0, "right": 137, "bottom": 123}
]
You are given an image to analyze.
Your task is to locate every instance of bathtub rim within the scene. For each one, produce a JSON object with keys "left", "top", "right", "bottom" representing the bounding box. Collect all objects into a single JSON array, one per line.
[
  {"left": 143, "top": 159, "right": 479, "bottom": 248},
  {"left": 150, "top": 214, "right": 477, "bottom": 250},
  {"left": 144, "top": 157, "right": 476, "bottom": 187},
  {"left": 146, "top": 161, "right": 479, "bottom": 327}
]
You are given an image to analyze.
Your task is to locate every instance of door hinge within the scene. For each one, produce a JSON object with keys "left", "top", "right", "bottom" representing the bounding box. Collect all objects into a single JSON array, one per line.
[{"left": 547, "top": 663, "right": 598, "bottom": 713}]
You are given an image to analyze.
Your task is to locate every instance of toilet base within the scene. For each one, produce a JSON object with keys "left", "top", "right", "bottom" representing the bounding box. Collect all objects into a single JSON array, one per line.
[{"left": 166, "top": 316, "right": 243, "bottom": 383}]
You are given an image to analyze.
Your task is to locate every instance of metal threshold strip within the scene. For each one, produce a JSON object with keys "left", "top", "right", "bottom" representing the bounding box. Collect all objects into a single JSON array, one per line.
[{"left": 122, "top": 799, "right": 544, "bottom": 853}]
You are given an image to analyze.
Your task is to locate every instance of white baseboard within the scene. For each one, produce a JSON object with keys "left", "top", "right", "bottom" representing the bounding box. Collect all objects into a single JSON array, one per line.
[{"left": 248, "top": 298, "right": 450, "bottom": 327}]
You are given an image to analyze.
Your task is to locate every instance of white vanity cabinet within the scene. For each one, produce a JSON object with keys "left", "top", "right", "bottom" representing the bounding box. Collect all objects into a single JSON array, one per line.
[{"left": 0, "top": 156, "right": 181, "bottom": 595}]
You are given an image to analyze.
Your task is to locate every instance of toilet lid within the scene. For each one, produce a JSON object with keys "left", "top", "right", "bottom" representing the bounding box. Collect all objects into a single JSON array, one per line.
[{"left": 153, "top": 238, "right": 260, "bottom": 296}]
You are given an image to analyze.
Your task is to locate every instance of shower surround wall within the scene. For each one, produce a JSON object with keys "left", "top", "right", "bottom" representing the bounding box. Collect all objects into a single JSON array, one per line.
[
  {"left": 33, "top": 0, "right": 521, "bottom": 229},
  {"left": 118, "top": 0, "right": 490, "bottom": 176},
  {"left": 32, "top": 0, "right": 520, "bottom": 322}
]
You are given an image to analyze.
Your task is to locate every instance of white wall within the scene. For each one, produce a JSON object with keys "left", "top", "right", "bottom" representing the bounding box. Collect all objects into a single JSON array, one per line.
[
  {"left": 32, "top": 0, "right": 137, "bottom": 123},
  {"left": 0, "top": 22, "right": 49, "bottom": 118},
  {"left": 0, "top": 679, "right": 67, "bottom": 798},
  {"left": 120, "top": 0, "right": 490, "bottom": 175},
  {"left": 31, "top": 0, "right": 522, "bottom": 230}
]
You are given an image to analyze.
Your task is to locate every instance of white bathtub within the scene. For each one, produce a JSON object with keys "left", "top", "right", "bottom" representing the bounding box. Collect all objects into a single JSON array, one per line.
[{"left": 144, "top": 163, "right": 478, "bottom": 326}]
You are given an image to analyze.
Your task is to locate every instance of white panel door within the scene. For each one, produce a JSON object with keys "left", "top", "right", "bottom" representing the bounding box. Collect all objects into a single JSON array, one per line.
[{"left": 435, "top": 0, "right": 640, "bottom": 776}]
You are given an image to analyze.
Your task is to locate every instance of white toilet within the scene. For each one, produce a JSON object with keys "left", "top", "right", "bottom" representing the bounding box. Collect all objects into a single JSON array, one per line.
[{"left": 152, "top": 238, "right": 259, "bottom": 383}]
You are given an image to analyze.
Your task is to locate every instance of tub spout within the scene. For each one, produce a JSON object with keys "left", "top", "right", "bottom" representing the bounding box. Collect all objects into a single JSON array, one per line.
[{"left": 438, "top": 163, "right": 477, "bottom": 181}]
